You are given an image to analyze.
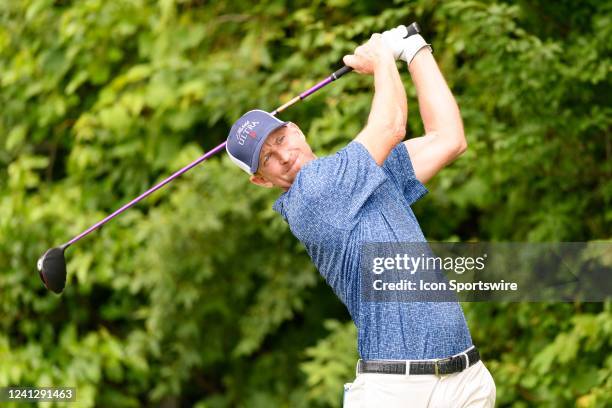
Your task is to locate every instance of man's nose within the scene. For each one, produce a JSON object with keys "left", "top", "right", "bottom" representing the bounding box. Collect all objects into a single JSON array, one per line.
[{"left": 279, "top": 150, "right": 291, "bottom": 164}]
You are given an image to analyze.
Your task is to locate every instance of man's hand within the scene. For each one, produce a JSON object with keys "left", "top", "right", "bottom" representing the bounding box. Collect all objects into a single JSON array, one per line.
[
  {"left": 381, "top": 25, "right": 409, "bottom": 60},
  {"left": 342, "top": 34, "right": 395, "bottom": 75},
  {"left": 382, "top": 24, "right": 432, "bottom": 65}
]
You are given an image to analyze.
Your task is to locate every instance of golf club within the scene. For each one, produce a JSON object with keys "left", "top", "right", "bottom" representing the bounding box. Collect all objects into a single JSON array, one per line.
[{"left": 37, "top": 23, "right": 421, "bottom": 294}]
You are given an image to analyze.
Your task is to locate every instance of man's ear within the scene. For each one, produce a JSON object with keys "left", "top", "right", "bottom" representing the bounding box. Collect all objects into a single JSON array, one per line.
[{"left": 250, "top": 173, "right": 274, "bottom": 188}]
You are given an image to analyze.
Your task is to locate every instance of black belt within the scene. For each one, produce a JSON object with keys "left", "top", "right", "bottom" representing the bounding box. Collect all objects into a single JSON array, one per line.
[{"left": 358, "top": 347, "right": 480, "bottom": 376}]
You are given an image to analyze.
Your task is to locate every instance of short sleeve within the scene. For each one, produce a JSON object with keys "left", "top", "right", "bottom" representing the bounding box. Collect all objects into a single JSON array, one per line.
[
  {"left": 290, "top": 141, "right": 386, "bottom": 228},
  {"left": 382, "top": 142, "right": 428, "bottom": 205}
]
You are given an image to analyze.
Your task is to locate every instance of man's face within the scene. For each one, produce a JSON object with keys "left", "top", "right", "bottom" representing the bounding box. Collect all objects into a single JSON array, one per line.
[{"left": 250, "top": 122, "right": 316, "bottom": 190}]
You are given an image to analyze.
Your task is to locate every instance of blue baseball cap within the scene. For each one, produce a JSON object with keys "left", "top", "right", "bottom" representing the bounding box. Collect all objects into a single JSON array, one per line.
[{"left": 226, "top": 110, "right": 288, "bottom": 174}]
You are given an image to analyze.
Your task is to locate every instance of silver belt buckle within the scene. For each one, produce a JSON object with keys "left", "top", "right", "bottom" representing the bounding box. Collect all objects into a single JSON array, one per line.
[{"left": 434, "top": 357, "right": 452, "bottom": 377}]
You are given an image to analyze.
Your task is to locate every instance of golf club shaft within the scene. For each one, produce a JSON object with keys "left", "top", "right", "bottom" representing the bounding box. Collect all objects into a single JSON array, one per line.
[
  {"left": 270, "top": 66, "right": 353, "bottom": 116},
  {"left": 63, "top": 142, "right": 227, "bottom": 248},
  {"left": 61, "top": 22, "right": 423, "bottom": 249},
  {"left": 62, "top": 67, "right": 354, "bottom": 249}
]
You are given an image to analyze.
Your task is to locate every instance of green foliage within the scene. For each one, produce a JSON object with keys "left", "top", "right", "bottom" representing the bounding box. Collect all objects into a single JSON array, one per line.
[
  {"left": 0, "top": 0, "right": 610, "bottom": 406},
  {"left": 301, "top": 320, "right": 358, "bottom": 407}
]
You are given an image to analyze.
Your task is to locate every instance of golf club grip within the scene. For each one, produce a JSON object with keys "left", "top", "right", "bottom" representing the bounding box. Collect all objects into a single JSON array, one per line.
[
  {"left": 405, "top": 22, "right": 420, "bottom": 37},
  {"left": 332, "top": 65, "right": 353, "bottom": 80}
]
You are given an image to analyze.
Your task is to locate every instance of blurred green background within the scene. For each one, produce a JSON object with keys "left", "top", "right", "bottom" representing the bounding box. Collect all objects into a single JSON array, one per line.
[{"left": 1, "top": 0, "right": 610, "bottom": 406}]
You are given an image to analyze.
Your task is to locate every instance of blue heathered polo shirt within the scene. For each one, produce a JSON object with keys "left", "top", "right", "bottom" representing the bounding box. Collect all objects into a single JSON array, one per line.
[{"left": 273, "top": 141, "right": 473, "bottom": 360}]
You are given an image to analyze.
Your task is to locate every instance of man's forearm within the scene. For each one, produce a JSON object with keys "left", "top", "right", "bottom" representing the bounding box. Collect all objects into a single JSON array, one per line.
[
  {"left": 367, "top": 58, "right": 407, "bottom": 141},
  {"left": 408, "top": 48, "right": 466, "bottom": 153},
  {"left": 347, "top": 34, "right": 408, "bottom": 165}
]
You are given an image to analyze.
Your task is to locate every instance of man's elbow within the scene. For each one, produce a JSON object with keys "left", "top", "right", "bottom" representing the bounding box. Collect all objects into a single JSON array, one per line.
[
  {"left": 456, "top": 136, "right": 467, "bottom": 156},
  {"left": 448, "top": 113, "right": 467, "bottom": 157},
  {"left": 393, "top": 123, "right": 407, "bottom": 142},
  {"left": 390, "top": 110, "right": 407, "bottom": 142},
  {"left": 442, "top": 130, "right": 467, "bottom": 160},
  {"left": 369, "top": 119, "right": 406, "bottom": 143}
]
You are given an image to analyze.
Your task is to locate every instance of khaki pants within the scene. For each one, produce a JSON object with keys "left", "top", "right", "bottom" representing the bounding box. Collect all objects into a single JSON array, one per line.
[{"left": 343, "top": 359, "right": 496, "bottom": 407}]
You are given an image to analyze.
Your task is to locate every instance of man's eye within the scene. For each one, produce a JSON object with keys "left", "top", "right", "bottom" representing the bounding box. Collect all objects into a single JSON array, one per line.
[
  {"left": 264, "top": 154, "right": 270, "bottom": 164},
  {"left": 276, "top": 135, "right": 285, "bottom": 144}
]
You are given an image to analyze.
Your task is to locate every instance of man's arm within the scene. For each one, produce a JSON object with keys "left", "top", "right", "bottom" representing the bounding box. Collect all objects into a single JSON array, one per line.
[
  {"left": 343, "top": 34, "right": 407, "bottom": 165},
  {"left": 403, "top": 48, "right": 467, "bottom": 184}
]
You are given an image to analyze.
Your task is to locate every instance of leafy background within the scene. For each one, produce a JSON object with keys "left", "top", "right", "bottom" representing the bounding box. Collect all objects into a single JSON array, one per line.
[{"left": 1, "top": 0, "right": 610, "bottom": 406}]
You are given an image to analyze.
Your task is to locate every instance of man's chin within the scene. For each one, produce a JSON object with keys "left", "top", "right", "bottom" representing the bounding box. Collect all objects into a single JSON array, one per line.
[
  {"left": 279, "top": 172, "right": 299, "bottom": 190},
  {"left": 286, "top": 158, "right": 301, "bottom": 178},
  {"left": 280, "top": 153, "right": 312, "bottom": 189}
]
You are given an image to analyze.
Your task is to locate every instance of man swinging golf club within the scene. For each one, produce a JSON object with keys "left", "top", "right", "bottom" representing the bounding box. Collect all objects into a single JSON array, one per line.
[{"left": 226, "top": 25, "right": 496, "bottom": 407}]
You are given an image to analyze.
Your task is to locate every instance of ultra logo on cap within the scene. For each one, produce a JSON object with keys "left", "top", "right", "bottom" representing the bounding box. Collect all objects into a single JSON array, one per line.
[{"left": 235, "top": 121, "right": 260, "bottom": 145}]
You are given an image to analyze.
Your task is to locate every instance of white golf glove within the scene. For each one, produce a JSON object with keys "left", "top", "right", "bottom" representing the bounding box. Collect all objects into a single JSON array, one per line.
[
  {"left": 381, "top": 24, "right": 432, "bottom": 65},
  {"left": 381, "top": 25, "right": 409, "bottom": 60}
]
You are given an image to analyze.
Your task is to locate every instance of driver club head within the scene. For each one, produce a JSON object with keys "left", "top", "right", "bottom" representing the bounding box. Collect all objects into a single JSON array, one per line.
[{"left": 37, "top": 246, "right": 67, "bottom": 294}]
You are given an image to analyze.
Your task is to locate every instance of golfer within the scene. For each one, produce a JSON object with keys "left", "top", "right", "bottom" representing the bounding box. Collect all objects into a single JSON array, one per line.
[{"left": 226, "top": 25, "right": 496, "bottom": 407}]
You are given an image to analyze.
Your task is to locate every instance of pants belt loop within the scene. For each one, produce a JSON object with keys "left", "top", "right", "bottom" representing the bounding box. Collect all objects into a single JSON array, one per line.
[
  {"left": 356, "top": 359, "right": 360, "bottom": 377},
  {"left": 461, "top": 352, "right": 469, "bottom": 369},
  {"left": 405, "top": 360, "right": 411, "bottom": 376},
  {"left": 458, "top": 345, "right": 475, "bottom": 370}
]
